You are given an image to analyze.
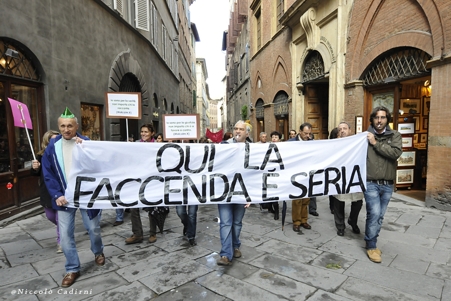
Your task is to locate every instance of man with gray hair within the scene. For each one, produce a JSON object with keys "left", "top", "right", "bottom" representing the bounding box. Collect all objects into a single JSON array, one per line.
[
  {"left": 217, "top": 120, "right": 251, "bottom": 266},
  {"left": 257, "top": 132, "right": 267, "bottom": 143},
  {"left": 42, "top": 108, "right": 104, "bottom": 287},
  {"left": 331, "top": 122, "right": 363, "bottom": 236}
]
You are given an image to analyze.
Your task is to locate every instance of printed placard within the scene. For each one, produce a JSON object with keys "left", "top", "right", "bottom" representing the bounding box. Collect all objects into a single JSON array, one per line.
[
  {"left": 163, "top": 114, "right": 200, "bottom": 140},
  {"left": 105, "top": 92, "right": 141, "bottom": 119}
]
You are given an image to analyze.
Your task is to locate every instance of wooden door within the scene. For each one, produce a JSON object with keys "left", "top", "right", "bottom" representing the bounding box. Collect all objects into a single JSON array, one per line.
[{"left": 304, "top": 85, "right": 329, "bottom": 139}]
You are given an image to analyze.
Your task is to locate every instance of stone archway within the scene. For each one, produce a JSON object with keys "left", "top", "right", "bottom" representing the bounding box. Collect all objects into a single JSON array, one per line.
[{"left": 108, "top": 50, "right": 148, "bottom": 141}]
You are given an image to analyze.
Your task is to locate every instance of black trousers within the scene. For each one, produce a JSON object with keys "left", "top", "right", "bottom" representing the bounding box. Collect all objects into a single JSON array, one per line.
[{"left": 332, "top": 196, "right": 363, "bottom": 230}]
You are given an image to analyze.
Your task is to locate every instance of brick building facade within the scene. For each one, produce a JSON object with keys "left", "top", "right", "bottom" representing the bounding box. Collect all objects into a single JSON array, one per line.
[{"left": 345, "top": 0, "right": 451, "bottom": 208}]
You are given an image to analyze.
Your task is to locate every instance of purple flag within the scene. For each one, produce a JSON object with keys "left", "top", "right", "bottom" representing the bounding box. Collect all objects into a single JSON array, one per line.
[{"left": 8, "top": 98, "right": 33, "bottom": 129}]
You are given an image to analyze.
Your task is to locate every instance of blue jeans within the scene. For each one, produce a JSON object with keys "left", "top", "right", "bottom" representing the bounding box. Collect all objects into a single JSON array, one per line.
[
  {"left": 176, "top": 205, "right": 198, "bottom": 239},
  {"left": 218, "top": 204, "right": 246, "bottom": 261},
  {"left": 58, "top": 208, "right": 104, "bottom": 273},
  {"left": 364, "top": 182, "right": 393, "bottom": 249},
  {"left": 115, "top": 208, "right": 124, "bottom": 222}
]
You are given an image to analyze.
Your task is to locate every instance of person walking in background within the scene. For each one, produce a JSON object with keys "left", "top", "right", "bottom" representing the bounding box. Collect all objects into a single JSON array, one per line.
[
  {"left": 31, "top": 130, "right": 61, "bottom": 253},
  {"left": 364, "top": 106, "right": 402, "bottom": 263},
  {"left": 155, "top": 133, "right": 164, "bottom": 142},
  {"left": 126, "top": 124, "right": 169, "bottom": 244},
  {"left": 42, "top": 108, "right": 104, "bottom": 288},
  {"left": 217, "top": 120, "right": 251, "bottom": 266},
  {"left": 256, "top": 132, "right": 267, "bottom": 143},
  {"left": 328, "top": 127, "right": 339, "bottom": 214},
  {"left": 222, "top": 132, "right": 233, "bottom": 142},
  {"left": 307, "top": 132, "right": 319, "bottom": 217},
  {"left": 176, "top": 205, "right": 198, "bottom": 246},
  {"left": 331, "top": 122, "right": 363, "bottom": 237},
  {"left": 266, "top": 130, "right": 282, "bottom": 220},
  {"left": 289, "top": 123, "right": 313, "bottom": 231}
]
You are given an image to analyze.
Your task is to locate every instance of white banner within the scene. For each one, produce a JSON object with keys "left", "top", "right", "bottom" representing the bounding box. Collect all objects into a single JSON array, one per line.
[{"left": 65, "top": 133, "right": 368, "bottom": 209}]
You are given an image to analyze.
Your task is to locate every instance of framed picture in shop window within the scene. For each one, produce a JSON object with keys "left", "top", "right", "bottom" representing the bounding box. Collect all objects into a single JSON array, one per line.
[
  {"left": 402, "top": 136, "right": 413, "bottom": 148},
  {"left": 422, "top": 96, "right": 430, "bottom": 116},
  {"left": 398, "top": 151, "right": 416, "bottom": 167},
  {"left": 396, "top": 169, "right": 414, "bottom": 184},
  {"left": 398, "top": 123, "right": 415, "bottom": 134},
  {"left": 423, "top": 118, "right": 428, "bottom": 130},
  {"left": 420, "top": 134, "right": 428, "bottom": 143},
  {"left": 400, "top": 98, "right": 420, "bottom": 113},
  {"left": 413, "top": 116, "right": 420, "bottom": 131}
]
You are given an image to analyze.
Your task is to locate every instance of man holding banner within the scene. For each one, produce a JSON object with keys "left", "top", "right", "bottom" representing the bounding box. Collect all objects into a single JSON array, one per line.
[
  {"left": 217, "top": 120, "right": 252, "bottom": 266},
  {"left": 364, "top": 106, "right": 402, "bottom": 263},
  {"left": 332, "top": 122, "right": 363, "bottom": 236},
  {"left": 289, "top": 122, "right": 313, "bottom": 231},
  {"left": 42, "top": 108, "right": 104, "bottom": 288}
]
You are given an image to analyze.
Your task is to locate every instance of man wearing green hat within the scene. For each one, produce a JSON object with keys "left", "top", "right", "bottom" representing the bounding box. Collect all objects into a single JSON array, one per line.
[{"left": 42, "top": 107, "right": 105, "bottom": 288}]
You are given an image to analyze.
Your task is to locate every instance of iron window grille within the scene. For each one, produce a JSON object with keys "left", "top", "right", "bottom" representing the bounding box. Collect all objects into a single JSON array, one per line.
[{"left": 362, "top": 48, "right": 431, "bottom": 86}]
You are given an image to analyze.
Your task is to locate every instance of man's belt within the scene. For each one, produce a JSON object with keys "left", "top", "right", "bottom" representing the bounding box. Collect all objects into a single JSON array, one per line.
[{"left": 368, "top": 180, "right": 394, "bottom": 185}]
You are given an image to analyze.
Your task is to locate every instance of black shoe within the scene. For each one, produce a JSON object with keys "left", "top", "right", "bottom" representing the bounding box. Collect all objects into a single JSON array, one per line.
[
  {"left": 310, "top": 211, "right": 319, "bottom": 216},
  {"left": 274, "top": 211, "right": 279, "bottom": 220},
  {"left": 348, "top": 219, "right": 360, "bottom": 234},
  {"left": 183, "top": 226, "right": 187, "bottom": 236},
  {"left": 330, "top": 210, "right": 334, "bottom": 214},
  {"left": 337, "top": 229, "right": 345, "bottom": 236},
  {"left": 188, "top": 238, "right": 197, "bottom": 246}
]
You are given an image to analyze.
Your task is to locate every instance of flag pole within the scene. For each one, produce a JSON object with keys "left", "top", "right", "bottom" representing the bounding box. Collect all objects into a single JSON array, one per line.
[{"left": 18, "top": 104, "right": 36, "bottom": 160}]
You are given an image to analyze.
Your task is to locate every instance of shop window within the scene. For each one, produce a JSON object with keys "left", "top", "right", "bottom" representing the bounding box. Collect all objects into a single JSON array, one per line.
[{"left": 81, "top": 104, "right": 103, "bottom": 141}]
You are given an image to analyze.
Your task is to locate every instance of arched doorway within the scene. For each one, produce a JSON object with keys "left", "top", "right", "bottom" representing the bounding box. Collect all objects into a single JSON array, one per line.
[
  {"left": 0, "top": 38, "right": 45, "bottom": 215},
  {"left": 119, "top": 73, "right": 141, "bottom": 142},
  {"left": 301, "top": 51, "right": 329, "bottom": 139},
  {"left": 255, "top": 99, "right": 265, "bottom": 140},
  {"left": 361, "top": 47, "right": 431, "bottom": 191},
  {"left": 273, "top": 91, "right": 289, "bottom": 140}
]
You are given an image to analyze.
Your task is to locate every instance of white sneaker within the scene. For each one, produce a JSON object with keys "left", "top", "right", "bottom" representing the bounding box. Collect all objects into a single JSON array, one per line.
[{"left": 56, "top": 244, "right": 63, "bottom": 254}]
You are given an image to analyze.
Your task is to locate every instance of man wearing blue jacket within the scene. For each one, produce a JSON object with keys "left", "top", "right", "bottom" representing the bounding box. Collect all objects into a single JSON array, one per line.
[{"left": 42, "top": 108, "right": 104, "bottom": 288}]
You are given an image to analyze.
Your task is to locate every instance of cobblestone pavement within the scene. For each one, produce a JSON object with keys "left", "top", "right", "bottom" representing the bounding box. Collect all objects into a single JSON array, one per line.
[{"left": 1, "top": 193, "right": 451, "bottom": 301}]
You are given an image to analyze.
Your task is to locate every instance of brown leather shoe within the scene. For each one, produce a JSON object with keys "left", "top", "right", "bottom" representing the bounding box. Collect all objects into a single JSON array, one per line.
[
  {"left": 292, "top": 224, "right": 300, "bottom": 232},
  {"left": 125, "top": 235, "right": 143, "bottom": 244},
  {"left": 113, "top": 221, "right": 123, "bottom": 226},
  {"left": 95, "top": 253, "right": 105, "bottom": 266},
  {"left": 61, "top": 272, "right": 80, "bottom": 287},
  {"left": 148, "top": 235, "right": 157, "bottom": 243},
  {"left": 300, "top": 223, "right": 311, "bottom": 229}
]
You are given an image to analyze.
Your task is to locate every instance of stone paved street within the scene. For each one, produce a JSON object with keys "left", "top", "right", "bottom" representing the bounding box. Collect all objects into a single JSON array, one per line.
[{"left": 1, "top": 193, "right": 451, "bottom": 300}]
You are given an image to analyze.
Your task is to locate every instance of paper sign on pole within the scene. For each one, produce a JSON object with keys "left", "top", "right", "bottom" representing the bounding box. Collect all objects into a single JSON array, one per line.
[
  {"left": 105, "top": 92, "right": 142, "bottom": 119},
  {"left": 163, "top": 114, "right": 199, "bottom": 140}
]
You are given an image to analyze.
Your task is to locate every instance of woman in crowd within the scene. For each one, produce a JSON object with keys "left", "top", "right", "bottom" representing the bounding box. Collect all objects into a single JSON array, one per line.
[
  {"left": 125, "top": 124, "right": 169, "bottom": 244},
  {"left": 155, "top": 133, "right": 164, "bottom": 142},
  {"left": 222, "top": 132, "right": 233, "bottom": 142},
  {"left": 31, "top": 130, "right": 62, "bottom": 253},
  {"left": 268, "top": 131, "right": 282, "bottom": 219}
]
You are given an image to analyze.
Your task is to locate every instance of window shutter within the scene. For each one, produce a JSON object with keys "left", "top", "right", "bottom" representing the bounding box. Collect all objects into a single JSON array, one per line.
[
  {"left": 135, "top": 0, "right": 149, "bottom": 31},
  {"left": 113, "top": 0, "right": 123, "bottom": 16}
]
